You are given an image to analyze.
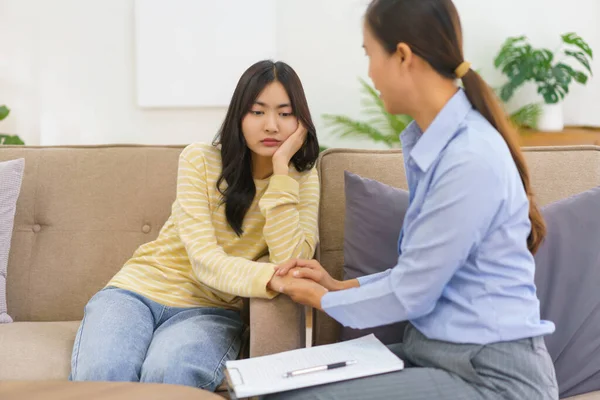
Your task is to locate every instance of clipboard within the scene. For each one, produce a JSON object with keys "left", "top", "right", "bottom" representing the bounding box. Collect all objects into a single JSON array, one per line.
[
  {"left": 224, "top": 368, "right": 240, "bottom": 400},
  {"left": 224, "top": 334, "right": 404, "bottom": 398}
]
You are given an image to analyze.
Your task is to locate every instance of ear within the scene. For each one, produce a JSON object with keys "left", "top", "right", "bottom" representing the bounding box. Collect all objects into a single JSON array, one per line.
[{"left": 395, "top": 42, "right": 413, "bottom": 68}]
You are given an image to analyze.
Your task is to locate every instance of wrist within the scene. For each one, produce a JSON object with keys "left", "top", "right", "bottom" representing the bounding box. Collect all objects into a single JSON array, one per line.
[
  {"left": 314, "top": 287, "right": 328, "bottom": 310},
  {"left": 331, "top": 279, "right": 345, "bottom": 291},
  {"left": 334, "top": 279, "right": 359, "bottom": 291},
  {"left": 272, "top": 158, "right": 289, "bottom": 175},
  {"left": 267, "top": 274, "right": 281, "bottom": 292}
]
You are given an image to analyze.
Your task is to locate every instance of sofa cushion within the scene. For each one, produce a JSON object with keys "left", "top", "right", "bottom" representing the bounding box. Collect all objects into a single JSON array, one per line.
[
  {"left": 0, "top": 321, "right": 79, "bottom": 379},
  {"left": 0, "top": 146, "right": 184, "bottom": 322},
  {"left": 565, "top": 392, "right": 600, "bottom": 400},
  {"left": 341, "top": 171, "right": 409, "bottom": 344},
  {"left": 0, "top": 158, "right": 24, "bottom": 324},
  {"left": 534, "top": 186, "right": 600, "bottom": 398},
  {"left": 0, "top": 320, "right": 231, "bottom": 395}
]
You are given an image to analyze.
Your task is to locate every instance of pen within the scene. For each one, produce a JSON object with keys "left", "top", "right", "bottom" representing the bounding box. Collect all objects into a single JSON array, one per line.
[{"left": 283, "top": 360, "right": 358, "bottom": 378}]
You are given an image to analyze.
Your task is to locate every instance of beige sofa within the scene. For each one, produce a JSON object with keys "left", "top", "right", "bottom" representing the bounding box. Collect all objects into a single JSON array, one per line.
[
  {"left": 1, "top": 144, "right": 599, "bottom": 399},
  {"left": 0, "top": 145, "right": 305, "bottom": 398},
  {"left": 314, "top": 145, "right": 600, "bottom": 400}
]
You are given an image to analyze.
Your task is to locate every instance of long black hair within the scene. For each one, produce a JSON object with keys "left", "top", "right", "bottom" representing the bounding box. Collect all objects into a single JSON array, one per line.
[
  {"left": 365, "top": 0, "right": 545, "bottom": 254},
  {"left": 213, "top": 60, "right": 319, "bottom": 236}
]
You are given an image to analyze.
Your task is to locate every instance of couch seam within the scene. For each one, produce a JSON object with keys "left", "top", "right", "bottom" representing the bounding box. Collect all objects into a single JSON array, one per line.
[{"left": 26, "top": 152, "right": 42, "bottom": 320}]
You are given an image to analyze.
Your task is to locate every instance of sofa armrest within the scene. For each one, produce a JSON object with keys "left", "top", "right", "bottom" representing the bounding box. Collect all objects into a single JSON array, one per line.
[{"left": 249, "top": 295, "right": 306, "bottom": 358}]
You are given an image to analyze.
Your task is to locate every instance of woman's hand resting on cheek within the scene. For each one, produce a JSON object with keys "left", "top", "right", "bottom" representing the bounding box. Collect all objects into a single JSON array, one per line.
[{"left": 272, "top": 123, "right": 307, "bottom": 176}]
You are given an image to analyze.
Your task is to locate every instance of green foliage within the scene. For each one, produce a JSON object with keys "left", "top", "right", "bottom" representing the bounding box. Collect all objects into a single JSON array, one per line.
[
  {"left": 322, "top": 78, "right": 543, "bottom": 147},
  {"left": 0, "top": 105, "right": 9, "bottom": 121},
  {"left": 509, "top": 103, "right": 543, "bottom": 129},
  {"left": 494, "top": 33, "right": 594, "bottom": 104},
  {"left": 0, "top": 105, "right": 25, "bottom": 145},
  {"left": 0, "top": 135, "right": 25, "bottom": 145},
  {"left": 322, "top": 78, "right": 412, "bottom": 148}
]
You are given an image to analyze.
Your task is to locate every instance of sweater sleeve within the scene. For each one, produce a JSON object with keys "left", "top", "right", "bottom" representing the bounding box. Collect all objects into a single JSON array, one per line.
[
  {"left": 258, "top": 167, "right": 320, "bottom": 265},
  {"left": 174, "top": 146, "right": 277, "bottom": 298}
]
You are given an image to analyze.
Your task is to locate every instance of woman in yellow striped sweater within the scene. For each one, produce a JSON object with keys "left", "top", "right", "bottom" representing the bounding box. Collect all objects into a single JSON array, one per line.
[{"left": 69, "top": 60, "right": 321, "bottom": 391}]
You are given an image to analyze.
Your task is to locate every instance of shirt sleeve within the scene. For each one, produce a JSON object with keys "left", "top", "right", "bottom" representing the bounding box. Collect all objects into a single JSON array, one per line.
[
  {"left": 356, "top": 270, "right": 391, "bottom": 286},
  {"left": 258, "top": 167, "right": 320, "bottom": 264},
  {"left": 322, "top": 154, "right": 503, "bottom": 329},
  {"left": 173, "top": 146, "right": 277, "bottom": 299}
]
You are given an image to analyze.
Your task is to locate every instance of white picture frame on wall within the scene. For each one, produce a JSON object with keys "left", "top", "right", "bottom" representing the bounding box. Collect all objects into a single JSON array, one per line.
[{"left": 134, "top": 0, "right": 277, "bottom": 108}]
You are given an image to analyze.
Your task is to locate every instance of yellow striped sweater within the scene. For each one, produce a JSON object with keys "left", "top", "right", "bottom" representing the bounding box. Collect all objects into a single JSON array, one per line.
[{"left": 108, "top": 143, "right": 320, "bottom": 310}]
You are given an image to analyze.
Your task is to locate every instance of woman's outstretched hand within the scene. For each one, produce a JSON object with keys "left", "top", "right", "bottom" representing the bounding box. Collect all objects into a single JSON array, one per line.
[
  {"left": 274, "top": 259, "right": 343, "bottom": 292},
  {"left": 268, "top": 268, "right": 328, "bottom": 310}
]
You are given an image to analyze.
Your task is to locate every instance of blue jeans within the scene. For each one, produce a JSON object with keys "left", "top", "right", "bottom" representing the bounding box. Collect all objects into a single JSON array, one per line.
[{"left": 70, "top": 287, "right": 244, "bottom": 391}]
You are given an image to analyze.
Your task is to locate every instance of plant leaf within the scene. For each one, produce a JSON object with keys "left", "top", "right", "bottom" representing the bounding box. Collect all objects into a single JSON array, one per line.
[
  {"left": 322, "top": 114, "right": 393, "bottom": 146},
  {"left": 571, "top": 70, "right": 588, "bottom": 84},
  {"left": 562, "top": 32, "right": 593, "bottom": 58},
  {"left": 0, "top": 105, "right": 10, "bottom": 121},
  {"left": 564, "top": 50, "right": 593, "bottom": 75},
  {"left": 537, "top": 84, "right": 560, "bottom": 104},
  {"left": 0, "top": 134, "right": 25, "bottom": 145},
  {"left": 494, "top": 36, "right": 528, "bottom": 68},
  {"left": 553, "top": 63, "right": 574, "bottom": 86},
  {"left": 359, "top": 78, "right": 401, "bottom": 134},
  {"left": 499, "top": 79, "right": 529, "bottom": 103},
  {"left": 321, "top": 78, "right": 412, "bottom": 147},
  {"left": 359, "top": 78, "right": 412, "bottom": 134},
  {"left": 509, "top": 103, "right": 542, "bottom": 129}
]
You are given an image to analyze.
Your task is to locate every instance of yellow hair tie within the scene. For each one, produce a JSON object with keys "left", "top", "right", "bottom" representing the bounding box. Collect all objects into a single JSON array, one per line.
[{"left": 455, "top": 61, "right": 471, "bottom": 79}]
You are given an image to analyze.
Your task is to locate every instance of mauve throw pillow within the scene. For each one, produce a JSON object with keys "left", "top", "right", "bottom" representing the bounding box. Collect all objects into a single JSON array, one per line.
[
  {"left": 341, "top": 171, "right": 410, "bottom": 344},
  {"left": 0, "top": 158, "right": 25, "bottom": 323},
  {"left": 534, "top": 186, "right": 600, "bottom": 398}
]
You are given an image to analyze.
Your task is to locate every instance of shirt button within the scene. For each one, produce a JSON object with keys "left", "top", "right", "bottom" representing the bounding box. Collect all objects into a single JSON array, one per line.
[
  {"left": 32, "top": 224, "right": 41, "bottom": 233},
  {"left": 142, "top": 224, "right": 151, "bottom": 234}
]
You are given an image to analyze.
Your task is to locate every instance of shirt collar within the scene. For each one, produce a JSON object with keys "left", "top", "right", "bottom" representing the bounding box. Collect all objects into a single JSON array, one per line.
[{"left": 400, "top": 89, "right": 473, "bottom": 172}]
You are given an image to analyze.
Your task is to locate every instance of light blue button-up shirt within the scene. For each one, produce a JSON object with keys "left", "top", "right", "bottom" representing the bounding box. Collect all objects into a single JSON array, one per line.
[{"left": 321, "top": 89, "right": 555, "bottom": 344}]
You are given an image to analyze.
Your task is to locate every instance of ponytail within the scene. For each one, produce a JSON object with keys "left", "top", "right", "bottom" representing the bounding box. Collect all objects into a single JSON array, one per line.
[
  {"left": 461, "top": 69, "right": 546, "bottom": 254},
  {"left": 366, "top": 0, "right": 546, "bottom": 254}
]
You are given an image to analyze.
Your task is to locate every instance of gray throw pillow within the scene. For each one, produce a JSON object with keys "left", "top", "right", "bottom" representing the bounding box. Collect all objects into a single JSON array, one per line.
[
  {"left": 341, "top": 171, "right": 410, "bottom": 344},
  {"left": 534, "top": 186, "right": 600, "bottom": 398},
  {"left": 0, "top": 158, "right": 25, "bottom": 323}
]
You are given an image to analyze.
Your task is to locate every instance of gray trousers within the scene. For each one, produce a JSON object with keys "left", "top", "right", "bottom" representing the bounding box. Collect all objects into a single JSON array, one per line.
[{"left": 264, "top": 325, "right": 558, "bottom": 400}]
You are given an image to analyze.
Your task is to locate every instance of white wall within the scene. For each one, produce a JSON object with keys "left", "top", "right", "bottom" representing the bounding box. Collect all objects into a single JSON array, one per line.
[
  {"left": 1, "top": 0, "right": 226, "bottom": 146},
  {"left": 455, "top": 0, "right": 600, "bottom": 128},
  {"left": 0, "top": 0, "right": 598, "bottom": 147}
]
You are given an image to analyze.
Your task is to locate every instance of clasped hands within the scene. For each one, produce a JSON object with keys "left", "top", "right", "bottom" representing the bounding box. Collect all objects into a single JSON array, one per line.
[{"left": 268, "top": 259, "right": 358, "bottom": 310}]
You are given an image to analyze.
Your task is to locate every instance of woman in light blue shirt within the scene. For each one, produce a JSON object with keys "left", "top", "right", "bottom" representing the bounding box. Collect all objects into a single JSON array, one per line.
[{"left": 266, "top": 0, "right": 559, "bottom": 398}]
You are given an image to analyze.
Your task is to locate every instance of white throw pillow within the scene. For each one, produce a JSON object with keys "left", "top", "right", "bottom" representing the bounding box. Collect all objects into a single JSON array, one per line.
[{"left": 0, "top": 158, "right": 25, "bottom": 323}]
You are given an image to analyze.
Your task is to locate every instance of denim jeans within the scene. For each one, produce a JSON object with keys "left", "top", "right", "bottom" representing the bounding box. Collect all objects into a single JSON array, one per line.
[{"left": 70, "top": 287, "right": 244, "bottom": 391}]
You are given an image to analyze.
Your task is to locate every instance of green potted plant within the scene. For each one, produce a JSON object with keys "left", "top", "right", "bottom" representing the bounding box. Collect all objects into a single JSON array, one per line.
[
  {"left": 322, "top": 78, "right": 412, "bottom": 149},
  {"left": 0, "top": 105, "right": 25, "bottom": 145},
  {"left": 322, "top": 78, "right": 543, "bottom": 147},
  {"left": 494, "top": 32, "right": 594, "bottom": 132}
]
